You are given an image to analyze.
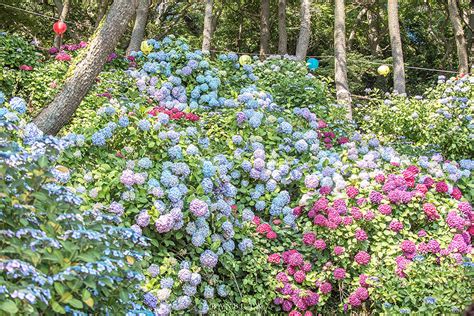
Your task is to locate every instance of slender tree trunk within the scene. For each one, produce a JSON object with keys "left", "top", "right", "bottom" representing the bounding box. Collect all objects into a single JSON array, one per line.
[
  {"left": 33, "top": 0, "right": 138, "bottom": 135},
  {"left": 202, "top": 0, "right": 213, "bottom": 52},
  {"left": 95, "top": 0, "right": 110, "bottom": 27},
  {"left": 347, "top": 6, "right": 368, "bottom": 50},
  {"left": 334, "top": 0, "right": 352, "bottom": 119},
  {"left": 469, "top": 0, "right": 474, "bottom": 70},
  {"left": 367, "top": 2, "right": 383, "bottom": 57},
  {"left": 295, "top": 0, "right": 312, "bottom": 60},
  {"left": 260, "top": 0, "right": 270, "bottom": 58},
  {"left": 54, "top": 0, "right": 70, "bottom": 48},
  {"left": 387, "top": 0, "right": 406, "bottom": 94},
  {"left": 448, "top": 0, "right": 469, "bottom": 74},
  {"left": 278, "top": 0, "right": 287, "bottom": 55},
  {"left": 127, "top": 0, "right": 150, "bottom": 55}
]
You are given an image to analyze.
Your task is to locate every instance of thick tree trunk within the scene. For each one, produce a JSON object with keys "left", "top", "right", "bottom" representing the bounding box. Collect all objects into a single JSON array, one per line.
[
  {"left": 387, "top": 0, "right": 406, "bottom": 94},
  {"left": 448, "top": 0, "right": 469, "bottom": 74},
  {"left": 202, "top": 0, "right": 213, "bottom": 52},
  {"left": 260, "top": 0, "right": 270, "bottom": 58},
  {"left": 54, "top": 0, "right": 70, "bottom": 48},
  {"left": 278, "top": 0, "right": 287, "bottom": 55},
  {"left": 127, "top": 0, "right": 150, "bottom": 55},
  {"left": 334, "top": 0, "right": 352, "bottom": 119},
  {"left": 295, "top": 0, "right": 311, "bottom": 60},
  {"left": 33, "top": 0, "right": 138, "bottom": 135}
]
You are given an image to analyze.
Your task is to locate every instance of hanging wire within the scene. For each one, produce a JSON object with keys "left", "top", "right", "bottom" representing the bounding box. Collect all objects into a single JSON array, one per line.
[{"left": 0, "top": 2, "right": 71, "bottom": 23}]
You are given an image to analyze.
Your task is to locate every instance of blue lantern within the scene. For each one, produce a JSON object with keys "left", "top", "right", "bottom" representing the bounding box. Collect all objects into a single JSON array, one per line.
[{"left": 307, "top": 58, "right": 319, "bottom": 70}]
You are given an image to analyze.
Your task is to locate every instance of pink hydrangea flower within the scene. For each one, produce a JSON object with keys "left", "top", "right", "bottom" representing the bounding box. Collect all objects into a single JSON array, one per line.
[
  {"left": 266, "top": 230, "right": 277, "bottom": 239},
  {"left": 288, "top": 252, "right": 304, "bottom": 267},
  {"left": 348, "top": 293, "right": 361, "bottom": 307},
  {"left": 268, "top": 253, "right": 281, "bottom": 264},
  {"left": 346, "top": 186, "right": 359, "bottom": 198},
  {"left": 302, "top": 261, "right": 312, "bottom": 272},
  {"left": 359, "top": 274, "right": 369, "bottom": 287},
  {"left": 378, "top": 204, "right": 392, "bottom": 215},
  {"left": 355, "top": 229, "right": 368, "bottom": 241},
  {"left": 400, "top": 240, "right": 416, "bottom": 254},
  {"left": 319, "top": 282, "right": 332, "bottom": 294},
  {"left": 314, "top": 239, "right": 327, "bottom": 251},
  {"left": 354, "top": 251, "right": 371, "bottom": 265},
  {"left": 446, "top": 211, "right": 466, "bottom": 230},
  {"left": 364, "top": 211, "right": 375, "bottom": 221},
  {"left": 355, "top": 287, "right": 369, "bottom": 301},
  {"left": 389, "top": 220, "right": 404, "bottom": 232},
  {"left": 333, "top": 268, "right": 346, "bottom": 280},
  {"left": 333, "top": 246, "right": 345, "bottom": 256},
  {"left": 435, "top": 181, "right": 448, "bottom": 193},
  {"left": 302, "top": 232, "right": 316, "bottom": 245},
  {"left": 423, "top": 203, "right": 440, "bottom": 221},
  {"left": 294, "top": 270, "right": 306, "bottom": 283}
]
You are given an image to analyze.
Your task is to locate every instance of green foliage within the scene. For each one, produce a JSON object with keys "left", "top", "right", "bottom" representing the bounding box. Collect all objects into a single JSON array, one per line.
[
  {"left": 356, "top": 75, "right": 474, "bottom": 160},
  {"left": 0, "top": 104, "right": 148, "bottom": 314},
  {"left": 0, "top": 32, "right": 42, "bottom": 69}
]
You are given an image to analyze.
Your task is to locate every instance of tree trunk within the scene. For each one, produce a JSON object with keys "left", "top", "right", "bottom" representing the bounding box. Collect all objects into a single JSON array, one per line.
[
  {"left": 278, "top": 0, "right": 287, "bottom": 55},
  {"left": 295, "top": 0, "right": 312, "bottom": 60},
  {"left": 54, "top": 0, "right": 70, "bottom": 48},
  {"left": 202, "top": 0, "right": 213, "bottom": 52},
  {"left": 260, "top": 0, "right": 270, "bottom": 58},
  {"left": 33, "top": 0, "right": 138, "bottom": 135},
  {"left": 95, "top": 0, "right": 110, "bottom": 27},
  {"left": 366, "top": 2, "right": 383, "bottom": 57},
  {"left": 127, "top": 0, "right": 150, "bottom": 55},
  {"left": 366, "top": 0, "right": 383, "bottom": 57},
  {"left": 448, "top": 0, "right": 469, "bottom": 74},
  {"left": 347, "top": 6, "right": 368, "bottom": 51},
  {"left": 334, "top": 0, "right": 352, "bottom": 119},
  {"left": 387, "top": 0, "right": 406, "bottom": 94},
  {"left": 470, "top": 0, "right": 474, "bottom": 70}
]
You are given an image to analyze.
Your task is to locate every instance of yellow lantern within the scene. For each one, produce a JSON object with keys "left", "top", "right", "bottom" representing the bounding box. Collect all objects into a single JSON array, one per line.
[
  {"left": 239, "top": 54, "right": 252, "bottom": 65},
  {"left": 377, "top": 64, "right": 390, "bottom": 76},
  {"left": 140, "top": 40, "right": 153, "bottom": 55}
]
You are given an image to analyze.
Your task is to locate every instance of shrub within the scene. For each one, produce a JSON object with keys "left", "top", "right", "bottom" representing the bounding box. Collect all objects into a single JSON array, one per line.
[
  {"left": 0, "top": 97, "right": 148, "bottom": 314},
  {"left": 356, "top": 75, "right": 474, "bottom": 160}
]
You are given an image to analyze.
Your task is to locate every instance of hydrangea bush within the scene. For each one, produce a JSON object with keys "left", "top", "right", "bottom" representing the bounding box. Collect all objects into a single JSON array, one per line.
[
  {"left": 357, "top": 74, "right": 474, "bottom": 160},
  {"left": 0, "top": 98, "right": 148, "bottom": 314}
]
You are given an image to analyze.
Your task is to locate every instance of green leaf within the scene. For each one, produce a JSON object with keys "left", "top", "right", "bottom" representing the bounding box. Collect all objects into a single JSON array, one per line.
[
  {"left": 51, "top": 301, "right": 66, "bottom": 314},
  {"left": 69, "top": 298, "right": 83, "bottom": 309},
  {"left": 0, "top": 300, "right": 18, "bottom": 314},
  {"left": 54, "top": 283, "right": 65, "bottom": 295}
]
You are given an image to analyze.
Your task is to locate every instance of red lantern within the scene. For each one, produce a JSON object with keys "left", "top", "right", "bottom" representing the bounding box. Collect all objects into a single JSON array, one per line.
[{"left": 53, "top": 20, "right": 67, "bottom": 35}]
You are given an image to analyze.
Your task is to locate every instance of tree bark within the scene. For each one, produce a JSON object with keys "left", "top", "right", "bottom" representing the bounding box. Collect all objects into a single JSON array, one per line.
[
  {"left": 470, "top": 0, "right": 474, "bottom": 70},
  {"left": 366, "top": 2, "right": 382, "bottom": 57},
  {"left": 448, "top": 0, "right": 469, "bottom": 74},
  {"left": 295, "top": 0, "right": 312, "bottom": 60},
  {"left": 127, "top": 0, "right": 150, "bottom": 55},
  {"left": 33, "top": 0, "right": 138, "bottom": 135},
  {"left": 260, "top": 0, "right": 270, "bottom": 58},
  {"left": 387, "top": 0, "right": 406, "bottom": 94},
  {"left": 202, "top": 0, "right": 213, "bottom": 52},
  {"left": 54, "top": 0, "right": 70, "bottom": 48},
  {"left": 278, "top": 0, "right": 287, "bottom": 55},
  {"left": 334, "top": 0, "right": 352, "bottom": 119}
]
